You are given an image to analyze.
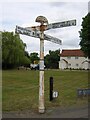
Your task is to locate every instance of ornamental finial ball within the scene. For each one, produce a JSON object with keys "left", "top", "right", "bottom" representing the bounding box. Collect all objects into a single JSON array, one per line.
[{"left": 35, "top": 16, "right": 48, "bottom": 24}]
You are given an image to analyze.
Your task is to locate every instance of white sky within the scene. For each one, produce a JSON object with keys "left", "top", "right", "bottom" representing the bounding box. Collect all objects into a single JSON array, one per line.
[{"left": 0, "top": 0, "right": 89, "bottom": 55}]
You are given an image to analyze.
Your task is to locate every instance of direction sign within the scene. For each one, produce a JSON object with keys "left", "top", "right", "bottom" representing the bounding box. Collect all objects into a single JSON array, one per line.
[
  {"left": 44, "top": 34, "right": 62, "bottom": 45},
  {"left": 15, "top": 25, "right": 40, "bottom": 38},
  {"left": 15, "top": 26, "right": 62, "bottom": 45},
  {"left": 46, "top": 19, "right": 76, "bottom": 30}
]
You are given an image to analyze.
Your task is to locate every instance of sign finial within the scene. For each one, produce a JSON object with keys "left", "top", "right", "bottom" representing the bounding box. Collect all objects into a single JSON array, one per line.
[{"left": 35, "top": 16, "right": 48, "bottom": 24}]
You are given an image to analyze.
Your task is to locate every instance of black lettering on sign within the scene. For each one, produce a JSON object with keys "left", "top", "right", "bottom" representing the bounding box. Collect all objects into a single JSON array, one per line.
[{"left": 77, "top": 88, "right": 90, "bottom": 97}]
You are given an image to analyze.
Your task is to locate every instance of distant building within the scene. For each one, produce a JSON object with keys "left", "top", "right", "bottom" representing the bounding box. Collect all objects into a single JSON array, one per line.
[{"left": 59, "top": 49, "right": 90, "bottom": 70}]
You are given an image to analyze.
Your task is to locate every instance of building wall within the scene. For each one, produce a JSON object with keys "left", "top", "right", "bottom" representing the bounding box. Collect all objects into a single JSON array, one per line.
[{"left": 59, "top": 56, "right": 90, "bottom": 70}]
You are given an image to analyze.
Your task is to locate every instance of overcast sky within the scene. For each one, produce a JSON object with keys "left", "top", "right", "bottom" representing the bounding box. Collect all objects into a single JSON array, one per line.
[{"left": 0, "top": 1, "right": 89, "bottom": 55}]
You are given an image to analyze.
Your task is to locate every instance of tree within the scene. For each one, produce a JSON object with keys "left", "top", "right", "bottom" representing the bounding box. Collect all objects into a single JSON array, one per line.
[
  {"left": 24, "top": 51, "right": 31, "bottom": 67},
  {"left": 30, "top": 52, "right": 39, "bottom": 64},
  {"left": 2, "top": 31, "right": 30, "bottom": 69},
  {"left": 79, "top": 13, "right": 90, "bottom": 58},
  {"left": 44, "top": 49, "right": 60, "bottom": 69}
]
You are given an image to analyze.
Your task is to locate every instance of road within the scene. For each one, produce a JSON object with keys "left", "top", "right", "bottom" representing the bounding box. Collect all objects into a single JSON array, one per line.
[{"left": 2, "top": 105, "right": 89, "bottom": 119}]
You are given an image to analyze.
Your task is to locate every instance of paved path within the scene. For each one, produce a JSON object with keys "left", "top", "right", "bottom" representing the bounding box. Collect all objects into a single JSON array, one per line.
[{"left": 2, "top": 105, "right": 89, "bottom": 118}]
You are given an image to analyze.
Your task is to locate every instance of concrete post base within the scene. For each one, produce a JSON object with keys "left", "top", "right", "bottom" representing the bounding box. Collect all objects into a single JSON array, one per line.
[{"left": 39, "top": 107, "right": 45, "bottom": 114}]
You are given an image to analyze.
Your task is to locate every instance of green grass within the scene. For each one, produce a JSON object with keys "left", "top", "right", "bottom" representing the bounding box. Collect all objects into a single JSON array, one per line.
[{"left": 2, "top": 69, "right": 88, "bottom": 112}]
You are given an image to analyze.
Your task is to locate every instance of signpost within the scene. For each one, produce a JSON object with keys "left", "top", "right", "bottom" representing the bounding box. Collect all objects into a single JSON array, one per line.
[{"left": 15, "top": 16, "right": 76, "bottom": 113}]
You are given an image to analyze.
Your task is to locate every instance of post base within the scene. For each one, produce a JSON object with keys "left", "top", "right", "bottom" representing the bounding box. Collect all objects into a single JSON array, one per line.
[{"left": 39, "top": 107, "right": 45, "bottom": 113}]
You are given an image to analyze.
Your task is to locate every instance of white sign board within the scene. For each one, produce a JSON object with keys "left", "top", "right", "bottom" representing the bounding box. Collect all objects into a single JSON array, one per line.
[
  {"left": 39, "top": 60, "right": 44, "bottom": 70},
  {"left": 44, "top": 34, "right": 62, "bottom": 45},
  {"left": 15, "top": 26, "right": 40, "bottom": 38},
  {"left": 53, "top": 91, "right": 58, "bottom": 98},
  {"left": 46, "top": 20, "right": 76, "bottom": 30}
]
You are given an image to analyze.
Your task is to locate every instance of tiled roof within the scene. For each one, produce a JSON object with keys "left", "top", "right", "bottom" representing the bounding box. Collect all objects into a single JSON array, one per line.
[{"left": 61, "top": 49, "right": 85, "bottom": 57}]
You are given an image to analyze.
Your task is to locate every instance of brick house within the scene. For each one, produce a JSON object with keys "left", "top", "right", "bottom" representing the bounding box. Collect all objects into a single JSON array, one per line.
[{"left": 59, "top": 49, "right": 90, "bottom": 70}]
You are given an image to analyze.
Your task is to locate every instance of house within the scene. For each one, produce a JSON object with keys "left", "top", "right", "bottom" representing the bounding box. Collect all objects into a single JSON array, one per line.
[{"left": 59, "top": 49, "right": 90, "bottom": 70}]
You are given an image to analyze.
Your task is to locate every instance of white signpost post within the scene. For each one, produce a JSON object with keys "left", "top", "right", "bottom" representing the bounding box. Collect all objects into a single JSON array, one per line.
[{"left": 15, "top": 16, "right": 76, "bottom": 114}]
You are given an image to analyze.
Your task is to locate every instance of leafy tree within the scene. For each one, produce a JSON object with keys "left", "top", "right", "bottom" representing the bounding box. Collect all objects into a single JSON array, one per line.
[
  {"left": 45, "top": 49, "right": 60, "bottom": 69},
  {"left": 24, "top": 51, "right": 31, "bottom": 67},
  {"left": 79, "top": 13, "right": 90, "bottom": 58},
  {"left": 30, "top": 52, "right": 39, "bottom": 64},
  {"left": 2, "top": 31, "right": 30, "bottom": 69}
]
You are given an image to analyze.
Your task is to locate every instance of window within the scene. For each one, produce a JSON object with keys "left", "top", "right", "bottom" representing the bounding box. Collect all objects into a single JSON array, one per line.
[
  {"left": 75, "top": 56, "right": 78, "bottom": 59},
  {"left": 68, "top": 63, "right": 71, "bottom": 66},
  {"left": 67, "top": 57, "right": 71, "bottom": 59},
  {"left": 76, "top": 64, "right": 78, "bottom": 67}
]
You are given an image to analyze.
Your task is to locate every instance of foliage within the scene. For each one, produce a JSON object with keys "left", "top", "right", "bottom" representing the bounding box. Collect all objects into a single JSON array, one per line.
[
  {"left": 24, "top": 51, "right": 31, "bottom": 67},
  {"left": 30, "top": 52, "right": 39, "bottom": 64},
  {"left": 79, "top": 13, "right": 90, "bottom": 58},
  {"left": 2, "top": 31, "right": 30, "bottom": 69},
  {"left": 1, "top": 31, "right": 62, "bottom": 69},
  {"left": 44, "top": 49, "right": 60, "bottom": 69}
]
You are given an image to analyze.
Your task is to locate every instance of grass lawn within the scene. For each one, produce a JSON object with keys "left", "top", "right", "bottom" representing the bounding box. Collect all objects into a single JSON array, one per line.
[{"left": 2, "top": 69, "right": 88, "bottom": 112}]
